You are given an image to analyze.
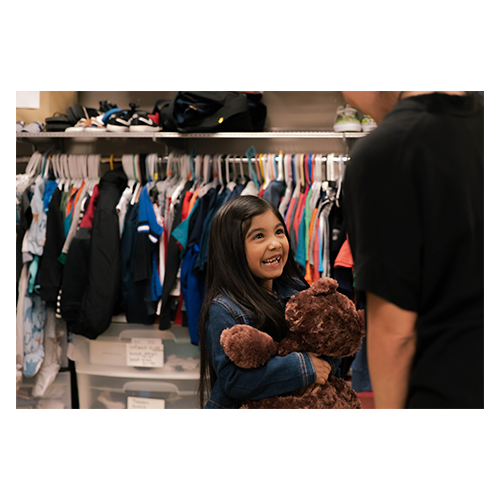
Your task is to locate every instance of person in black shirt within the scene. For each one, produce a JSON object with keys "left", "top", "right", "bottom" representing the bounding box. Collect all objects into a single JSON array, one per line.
[{"left": 342, "top": 91, "right": 483, "bottom": 409}]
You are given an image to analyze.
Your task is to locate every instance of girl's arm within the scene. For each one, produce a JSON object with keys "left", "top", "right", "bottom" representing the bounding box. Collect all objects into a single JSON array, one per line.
[{"left": 206, "top": 302, "right": 317, "bottom": 401}]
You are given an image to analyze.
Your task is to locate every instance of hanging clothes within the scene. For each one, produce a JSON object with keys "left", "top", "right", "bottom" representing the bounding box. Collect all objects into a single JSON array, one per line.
[
  {"left": 120, "top": 201, "right": 154, "bottom": 324},
  {"left": 27, "top": 176, "right": 47, "bottom": 257},
  {"left": 58, "top": 184, "right": 100, "bottom": 325},
  {"left": 18, "top": 150, "right": 355, "bottom": 357},
  {"left": 16, "top": 183, "right": 34, "bottom": 303},
  {"left": 158, "top": 180, "right": 193, "bottom": 330},
  {"left": 176, "top": 186, "right": 219, "bottom": 344},
  {"left": 134, "top": 183, "right": 165, "bottom": 317},
  {"left": 38, "top": 187, "right": 65, "bottom": 303},
  {"left": 72, "top": 167, "right": 128, "bottom": 338}
]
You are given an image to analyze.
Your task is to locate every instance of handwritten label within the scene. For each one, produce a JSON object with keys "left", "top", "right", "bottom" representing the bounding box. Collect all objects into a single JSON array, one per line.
[
  {"left": 126, "top": 338, "right": 164, "bottom": 368},
  {"left": 127, "top": 397, "right": 165, "bottom": 409}
]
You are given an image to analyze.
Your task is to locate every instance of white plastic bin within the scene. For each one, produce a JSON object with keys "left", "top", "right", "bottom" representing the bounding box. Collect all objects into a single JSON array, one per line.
[
  {"left": 72, "top": 323, "right": 200, "bottom": 409},
  {"left": 16, "top": 371, "right": 72, "bottom": 409},
  {"left": 76, "top": 373, "right": 198, "bottom": 409},
  {"left": 86, "top": 323, "right": 199, "bottom": 367}
]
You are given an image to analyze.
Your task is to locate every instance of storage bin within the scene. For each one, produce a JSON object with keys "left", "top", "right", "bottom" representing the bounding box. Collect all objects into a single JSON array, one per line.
[
  {"left": 76, "top": 373, "right": 198, "bottom": 409},
  {"left": 16, "top": 371, "right": 72, "bottom": 409},
  {"left": 86, "top": 323, "right": 199, "bottom": 367},
  {"left": 72, "top": 323, "right": 200, "bottom": 409}
]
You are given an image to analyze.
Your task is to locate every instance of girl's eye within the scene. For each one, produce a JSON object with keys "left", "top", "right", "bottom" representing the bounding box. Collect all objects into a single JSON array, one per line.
[
  {"left": 276, "top": 228, "right": 284, "bottom": 235},
  {"left": 254, "top": 233, "right": 264, "bottom": 239}
]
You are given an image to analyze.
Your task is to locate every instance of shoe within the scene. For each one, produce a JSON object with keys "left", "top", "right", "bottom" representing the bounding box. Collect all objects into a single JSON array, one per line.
[
  {"left": 21, "top": 121, "right": 44, "bottom": 133},
  {"left": 129, "top": 111, "right": 160, "bottom": 132},
  {"left": 105, "top": 103, "right": 139, "bottom": 132},
  {"left": 65, "top": 117, "right": 91, "bottom": 132},
  {"left": 65, "top": 104, "right": 98, "bottom": 126},
  {"left": 99, "top": 100, "right": 118, "bottom": 113},
  {"left": 333, "top": 104, "right": 361, "bottom": 132},
  {"left": 105, "top": 109, "right": 132, "bottom": 132},
  {"left": 361, "top": 115, "right": 377, "bottom": 132},
  {"left": 84, "top": 115, "right": 107, "bottom": 132}
]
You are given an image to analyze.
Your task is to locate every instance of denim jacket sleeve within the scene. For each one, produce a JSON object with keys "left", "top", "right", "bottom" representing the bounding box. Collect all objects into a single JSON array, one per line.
[
  {"left": 321, "top": 356, "right": 342, "bottom": 378},
  {"left": 206, "top": 301, "right": 317, "bottom": 401}
]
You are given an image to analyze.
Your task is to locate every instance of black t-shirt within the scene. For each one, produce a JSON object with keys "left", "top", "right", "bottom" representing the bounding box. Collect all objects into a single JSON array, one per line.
[{"left": 344, "top": 92, "right": 484, "bottom": 409}]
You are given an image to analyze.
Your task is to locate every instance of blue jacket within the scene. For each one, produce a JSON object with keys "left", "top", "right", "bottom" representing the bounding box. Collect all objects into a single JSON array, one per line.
[{"left": 204, "top": 278, "right": 340, "bottom": 409}]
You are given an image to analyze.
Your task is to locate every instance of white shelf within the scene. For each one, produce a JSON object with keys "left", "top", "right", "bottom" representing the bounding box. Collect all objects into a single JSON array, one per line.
[{"left": 16, "top": 131, "right": 368, "bottom": 140}]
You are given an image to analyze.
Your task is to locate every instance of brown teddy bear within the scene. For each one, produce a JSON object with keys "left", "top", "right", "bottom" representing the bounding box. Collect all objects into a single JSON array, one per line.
[{"left": 220, "top": 277, "right": 366, "bottom": 409}]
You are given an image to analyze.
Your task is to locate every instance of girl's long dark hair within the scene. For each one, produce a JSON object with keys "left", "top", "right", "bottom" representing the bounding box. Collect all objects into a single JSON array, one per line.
[{"left": 197, "top": 196, "right": 308, "bottom": 408}]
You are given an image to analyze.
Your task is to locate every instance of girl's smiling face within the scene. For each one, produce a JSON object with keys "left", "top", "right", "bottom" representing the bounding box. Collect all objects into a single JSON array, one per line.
[{"left": 244, "top": 210, "right": 289, "bottom": 291}]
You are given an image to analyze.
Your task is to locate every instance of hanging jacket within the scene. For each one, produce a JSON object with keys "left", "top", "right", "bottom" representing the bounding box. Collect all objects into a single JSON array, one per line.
[
  {"left": 72, "top": 167, "right": 128, "bottom": 339},
  {"left": 120, "top": 201, "right": 154, "bottom": 324},
  {"left": 39, "top": 188, "right": 65, "bottom": 303},
  {"left": 59, "top": 184, "right": 100, "bottom": 324},
  {"left": 134, "top": 183, "right": 165, "bottom": 317}
]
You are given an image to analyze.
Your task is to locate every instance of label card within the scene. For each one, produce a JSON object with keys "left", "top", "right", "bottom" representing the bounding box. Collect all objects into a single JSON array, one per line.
[
  {"left": 126, "top": 338, "right": 164, "bottom": 368},
  {"left": 127, "top": 397, "right": 165, "bottom": 409}
]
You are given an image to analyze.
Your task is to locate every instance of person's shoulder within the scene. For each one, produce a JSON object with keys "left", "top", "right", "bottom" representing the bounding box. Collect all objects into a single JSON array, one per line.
[
  {"left": 356, "top": 107, "right": 418, "bottom": 155},
  {"left": 209, "top": 294, "right": 251, "bottom": 322},
  {"left": 211, "top": 293, "right": 237, "bottom": 312},
  {"left": 349, "top": 103, "right": 427, "bottom": 179}
]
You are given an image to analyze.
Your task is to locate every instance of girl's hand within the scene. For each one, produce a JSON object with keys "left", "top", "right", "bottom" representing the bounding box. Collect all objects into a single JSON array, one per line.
[
  {"left": 308, "top": 353, "right": 331, "bottom": 385},
  {"left": 293, "top": 354, "right": 331, "bottom": 397},
  {"left": 296, "top": 382, "right": 323, "bottom": 396}
]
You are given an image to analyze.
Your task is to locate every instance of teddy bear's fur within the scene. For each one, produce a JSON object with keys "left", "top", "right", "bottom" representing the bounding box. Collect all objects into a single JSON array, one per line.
[{"left": 220, "top": 277, "right": 366, "bottom": 409}]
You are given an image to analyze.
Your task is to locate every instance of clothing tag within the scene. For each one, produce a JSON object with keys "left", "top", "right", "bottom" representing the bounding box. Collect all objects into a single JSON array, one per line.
[
  {"left": 126, "top": 338, "right": 164, "bottom": 368},
  {"left": 127, "top": 396, "right": 165, "bottom": 409}
]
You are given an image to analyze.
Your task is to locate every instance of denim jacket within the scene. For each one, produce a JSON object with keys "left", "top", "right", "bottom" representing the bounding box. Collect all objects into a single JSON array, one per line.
[{"left": 204, "top": 278, "right": 341, "bottom": 409}]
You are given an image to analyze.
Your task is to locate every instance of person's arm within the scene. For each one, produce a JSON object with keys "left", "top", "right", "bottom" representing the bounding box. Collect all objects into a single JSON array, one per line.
[
  {"left": 206, "top": 302, "right": 318, "bottom": 400},
  {"left": 366, "top": 291, "right": 418, "bottom": 409}
]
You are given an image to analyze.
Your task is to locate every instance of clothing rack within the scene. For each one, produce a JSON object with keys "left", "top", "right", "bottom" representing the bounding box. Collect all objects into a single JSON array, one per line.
[
  {"left": 16, "top": 154, "right": 351, "bottom": 164},
  {"left": 16, "top": 151, "right": 351, "bottom": 187}
]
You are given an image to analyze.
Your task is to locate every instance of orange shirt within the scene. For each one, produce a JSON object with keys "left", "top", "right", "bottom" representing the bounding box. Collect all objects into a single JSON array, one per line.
[{"left": 334, "top": 237, "right": 354, "bottom": 268}]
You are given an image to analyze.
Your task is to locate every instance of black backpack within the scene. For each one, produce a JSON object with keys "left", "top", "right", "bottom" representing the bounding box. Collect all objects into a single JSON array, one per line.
[{"left": 159, "top": 91, "right": 266, "bottom": 133}]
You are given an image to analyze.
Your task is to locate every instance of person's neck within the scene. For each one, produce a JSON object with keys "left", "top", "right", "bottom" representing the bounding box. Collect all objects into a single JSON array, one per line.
[{"left": 399, "top": 91, "right": 467, "bottom": 101}]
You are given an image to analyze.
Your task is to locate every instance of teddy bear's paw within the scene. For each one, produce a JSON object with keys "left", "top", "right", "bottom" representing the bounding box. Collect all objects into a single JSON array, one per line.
[{"left": 220, "top": 325, "right": 278, "bottom": 369}]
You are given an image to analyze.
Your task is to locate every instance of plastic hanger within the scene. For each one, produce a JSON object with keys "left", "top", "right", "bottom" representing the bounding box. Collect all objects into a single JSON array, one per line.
[
  {"left": 257, "top": 154, "right": 264, "bottom": 185},
  {"left": 121, "top": 155, "right": 134, "bottom": 188},
  {"left": 335, "top": 155, "right": 346, "bottom": 207},
  {"left": 304, "top": 154, "right": 310, "bottom": 186},
  {"left": 225, "top": 155, "right": 237, "bottom": 190},
  {"left": 261, "top": 154, "right": 268, "bottom": 190},
  {"left": 276, "top": 152, "right": 283, "bottom": 182},
  {"left": 203, "top": 154, "right": 210, "bottom": 184},
  {"left": 238, "top": 156, "right": 245, "bottom": 184},
  {"left": 217, "top": 154, "right": 223, "bottom": 185}
]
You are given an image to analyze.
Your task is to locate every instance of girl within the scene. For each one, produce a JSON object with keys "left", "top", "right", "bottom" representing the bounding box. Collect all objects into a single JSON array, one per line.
[{"left": 198, "top": 196, "right": 339, "bottom": 409}]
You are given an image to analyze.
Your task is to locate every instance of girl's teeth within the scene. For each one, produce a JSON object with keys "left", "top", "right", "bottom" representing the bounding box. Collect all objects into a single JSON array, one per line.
[{"left": 264, "top": 257, "right": 280, "bottom": 264}]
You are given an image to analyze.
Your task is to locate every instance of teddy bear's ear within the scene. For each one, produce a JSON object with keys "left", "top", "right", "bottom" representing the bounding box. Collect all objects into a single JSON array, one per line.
[{"left": 310, "top": 277, "right": 339, "bottom": 296}]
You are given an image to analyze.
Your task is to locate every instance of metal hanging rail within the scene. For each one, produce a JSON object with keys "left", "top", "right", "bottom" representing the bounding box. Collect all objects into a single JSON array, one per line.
[{"left": 16, "top": 131, "right": 367, "bottom": 139}]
